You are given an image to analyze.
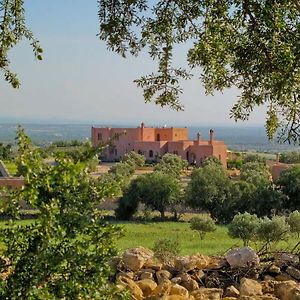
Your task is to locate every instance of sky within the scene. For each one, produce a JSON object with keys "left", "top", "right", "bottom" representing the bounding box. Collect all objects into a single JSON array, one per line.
[{"left": 0, "top": 0, "right": 267, "bottom": 126}]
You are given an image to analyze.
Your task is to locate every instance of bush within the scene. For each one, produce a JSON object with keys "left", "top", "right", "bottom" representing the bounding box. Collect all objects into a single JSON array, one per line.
[
  {"left": 153, "top": 239, "right": 181, "bottom": 265},
  {"left": 228, "top": 213, "right": 260, "bottom": 246},
  {"left": 190, "top": 216, "right": 216, "bottom": 240},
  {"left": 280, "top": 151, "right": 300, "bottom": 164},
  {"left": 257, "top": 216, "right": 290, "bottom": 247},
  {"left": 154, "top": 153, "right": 187, "bottom": 178},
  {"left": 287, "top": 210, "right": 300, "bottom": 237},
  {"left": 122, "top": 151, "right": 145, "bottom": 167},
  {"left": 244, "top": 154, "right": 266, "bottom": 164},
  {"left": 0, "top": 127, "right": 124, "bottom": 299}
]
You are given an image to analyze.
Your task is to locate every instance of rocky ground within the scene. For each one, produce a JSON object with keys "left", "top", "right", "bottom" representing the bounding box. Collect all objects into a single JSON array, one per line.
[{"left": 113, "top": 246, "right": 300, "bottom": 300}]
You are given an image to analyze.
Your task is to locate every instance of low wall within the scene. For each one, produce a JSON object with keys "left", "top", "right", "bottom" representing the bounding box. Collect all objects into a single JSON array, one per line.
[{"left": 0, "top": 177, "right": 24, "bottom": 189}]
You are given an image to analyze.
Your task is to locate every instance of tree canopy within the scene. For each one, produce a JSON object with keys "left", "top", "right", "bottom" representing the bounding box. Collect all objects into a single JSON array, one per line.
[{"left": 3, "top": 1, "right": 300, "bottom": 142}]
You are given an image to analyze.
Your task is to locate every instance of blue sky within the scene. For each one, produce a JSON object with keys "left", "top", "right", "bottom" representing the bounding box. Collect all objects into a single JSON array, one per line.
[{"left": 0, "top": 0, "right": 266, "bottom": 126}]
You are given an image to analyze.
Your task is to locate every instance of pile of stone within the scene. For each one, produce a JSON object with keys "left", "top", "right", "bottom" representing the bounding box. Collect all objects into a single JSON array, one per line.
[{"left": 113, "top": 246, "right": 300, "bottom": 300}]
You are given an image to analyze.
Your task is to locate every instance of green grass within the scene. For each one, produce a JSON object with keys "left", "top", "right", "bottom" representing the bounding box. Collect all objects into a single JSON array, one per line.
[
  {"left": 116, "top": 221, "right": 242, "bottom": 255},
  {"left": 0, "top": 219, "right": 297, "bottom": 257},
  {"left": 115, "top": 221, "right": 299, "bottom": 256}
]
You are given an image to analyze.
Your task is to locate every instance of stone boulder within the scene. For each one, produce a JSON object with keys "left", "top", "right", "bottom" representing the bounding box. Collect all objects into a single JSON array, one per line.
[
  {"left": 117, "top": 274, "right": 144, "bottom": 300},
  {"left": 239, "top": 278, "right": 263, "bottom": 297},
  {"left": 275, "top": 280, "right": 300, "bottom": 300},
  {"left": 175, "top": 254, "right": 210, "bottom": 272},
  {"left": 190, "top": 287, "right": 223, "bottom": 300},
  {"left": 136, "top": 278, "right": 157, "bottom": 297},
  {"left": 123, "top": 247, "right": 154, "bottom": 271},
  {"left": 170, "top": 284, "right": 189, "bottom": 297},
  {"left": 225, "top": 247, "right": 259, "bottom": 268},
  {"left": 275, "top": 252, "right": 300, "bottom": 267}
]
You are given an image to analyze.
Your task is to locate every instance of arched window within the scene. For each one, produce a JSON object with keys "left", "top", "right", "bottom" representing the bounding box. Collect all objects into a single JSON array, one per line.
[
  {"left": 98, "top": 133, "right": 102, "bottom": 141},
  {"left": 149, "top": 150, "right": 153, "bottom": 158},
  {"left": 156, "top": 134, "right": 160, "bottom": 141}
]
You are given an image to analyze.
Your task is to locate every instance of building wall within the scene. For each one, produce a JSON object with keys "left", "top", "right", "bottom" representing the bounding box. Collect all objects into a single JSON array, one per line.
[
  {"left": 154, "top": 128, "right": 173, "bottom": 141},
  {"left": 189, "top": 144, "right": 214, "bottom": 165},
  {"left": 92, "top": 125, "right": 227, "bottom": 165},
  {"left": 172, "top": 128, "right": 188, "bottom": 141},
  {"left": 133, "top": 141, "right": 168, "bottom": 161},
  {"left": 167, "top": 141, "right": 194, "bottom": 161},
  {"left": 212, "top": 143, "right": 228, "bottom": 167}
]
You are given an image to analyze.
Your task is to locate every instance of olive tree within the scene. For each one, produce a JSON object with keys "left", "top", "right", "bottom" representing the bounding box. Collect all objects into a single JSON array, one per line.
[
  {"left": 190, "top": 216, "right": 216, "bottom": 240},
  {"left": 186, "top": 163, "right": 232, "bottom": 223},
  {"left": 0, "top": 128, "right": 125, "bottom": 299},
  {"left": 277, "top": 165, "right": 300, "bottom": 211},
  {"left": 116, "top": 171, "right": 182, "bottom": 220},
  {"left": 154, "top": 153, "right": 187, "bottom": 178},
  {"left": 287, "top": 210, "right": 300, "bottom": 238},
  {"left": 228, "top": 213, "right": 260, "bottom": 246}
]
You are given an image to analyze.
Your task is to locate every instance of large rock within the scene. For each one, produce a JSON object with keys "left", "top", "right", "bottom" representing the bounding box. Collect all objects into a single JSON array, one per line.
[
  {"left": 151, "top": 280, "right": 172, "bottom": 297},
  {"left": 136, "top": 279, "right": 157, "bottom": 297},
  {"left": 239, "top": 278, "right": 263, "bottom": 296},
  {"left": 123, "top": 247, "right": 154, "bottom": 271},
  {"left": 286, "top": 266, "right": 300, "bottom": 280},
  {"left": 181, "top": 278, "right": 199, "bottom": 292},
  {"left": 170, "top": 284, "right": 189, "bottom": 297},
  {"left": 275, "top": 280, "right": 300, "bottom": 300},
  {"left": 275, "top": 252, "right": 300, "bottom": 267},
  {"left": 191, "top": 288, "right": 223, "bottom": 300},
  {"left": 156, "top": 270, "right": 172, "bottom": 284},
  {"left": 175, "top": 254, "right": 210, "bottom": 272},
  {"left": 117, "top": 274, "right": 144, "bottom": 300},
  {"left": 225, "top": 247, "right": 259, "bottom": 268}
]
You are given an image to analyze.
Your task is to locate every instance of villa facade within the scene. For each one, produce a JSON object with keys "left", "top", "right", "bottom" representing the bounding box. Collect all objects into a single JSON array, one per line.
[{"left": 91, "top": 123, "right": 227, "bottom": 167}]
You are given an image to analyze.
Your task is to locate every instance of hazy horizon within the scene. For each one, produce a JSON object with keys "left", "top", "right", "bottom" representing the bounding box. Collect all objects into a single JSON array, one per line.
[{"left": 1, "top": 0, "right": 267, "bottom": 127}]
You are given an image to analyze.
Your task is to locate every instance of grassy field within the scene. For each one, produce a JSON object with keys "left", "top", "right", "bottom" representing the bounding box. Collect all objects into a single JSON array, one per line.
[
  {"left": 115, "top": 221, "right": 299, "bottom": 256},
  {"left": 0, "top": 219, "right": 297, "bottom": 256}
]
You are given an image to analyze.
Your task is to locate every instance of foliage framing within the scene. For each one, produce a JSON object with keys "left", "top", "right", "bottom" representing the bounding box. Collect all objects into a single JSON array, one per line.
[
  {"left": 0, "top": 127, "right": 123, "bottom": 299},
  {"left": 3, "top": 1, "right": 300, "bottom": 142},
  {"left": 97, "top": 0, "right": 300, "bottom": 143},
  {"left": 0, "top": 0, "right": 42, "bottom": 88}
]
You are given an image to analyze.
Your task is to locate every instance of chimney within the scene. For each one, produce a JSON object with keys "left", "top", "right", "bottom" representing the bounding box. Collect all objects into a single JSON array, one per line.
[
  {"left": 276, "top": 153, "right": 280, "bottom": 164},
  {"left": 197, "top": 132, "right": 201, "bottom": 143},
  {"left": 140, "top": 122, "right": 144, "bottom": 141},
  {"left": 209, "top": 129, "right": 214, "bottom": 144}
]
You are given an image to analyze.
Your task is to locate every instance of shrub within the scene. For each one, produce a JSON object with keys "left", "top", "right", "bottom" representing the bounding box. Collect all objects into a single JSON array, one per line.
[
  {"left": 122, "top": 151, "right": 145, "bottom": 167},
  {"left": 190, "top": 216, "right": 216, "bottom": 240},
  {"left": 202, "top": 156, "right": 223, "bottom": 167},
  {"left": 257, "top": 216, "right": 290, "bottom": 247},
  {"left": 287, "top": 210, "right": 300, "bottom": 237},
  {"left": 154, "top": 153, "right": 187, "bottom": 178},
  {"left": 153, "top": 239, "right": 181, "bottom": 265},
  {"left": 228, "top": 213, "right": 260, "bottom": 246},
  {"left": 0, "top": 127, "right": 124, "bottom": 299},
  {"left": 244, "top": 154, "right": 266, "bottom": 164}
]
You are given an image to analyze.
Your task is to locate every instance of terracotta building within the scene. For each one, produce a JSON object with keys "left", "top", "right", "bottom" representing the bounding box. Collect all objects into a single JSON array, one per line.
[{"left": 92, "top": 123, "right": 227, "bottom": 167}]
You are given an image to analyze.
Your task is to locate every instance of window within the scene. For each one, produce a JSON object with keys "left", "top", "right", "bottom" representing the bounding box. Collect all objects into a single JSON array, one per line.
[
  {"left": 114, "top": 133, "right": 119, "bottom": 141},
  {"left": 114, "top": 149, "right": 118, "bottom": 156},
  {"left": 219, "top": 155, "right": 221, "bottom": 160},
  {"left": 149, "top": 150, "right": 153, "bottom": 158},
  {"left": 98, "top": 133, "right": 102, "bottom": 141},
  {"left": 156, "top": 134, "right": 160, "bottom": 141}
]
